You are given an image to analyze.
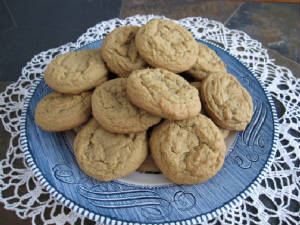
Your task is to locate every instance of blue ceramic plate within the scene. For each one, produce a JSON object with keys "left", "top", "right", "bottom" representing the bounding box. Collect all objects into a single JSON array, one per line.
[{"left": 20, "top": 40, "right": 279, "bottom": 225}]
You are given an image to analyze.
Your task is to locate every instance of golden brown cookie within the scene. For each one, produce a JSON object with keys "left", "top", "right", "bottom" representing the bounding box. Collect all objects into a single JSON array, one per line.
[
  {"left": 44, "top": 49, "right": 108, "bottom": 94},
  {"left": 92, "top": 78, "right": 161, "bottom": 134},
  {"left": 74, "top": 119, "right": 147, "bottom": 181},
  {"left": 150, "top": 114, "right": 226, "bottom": 184},
  {"left": 101, "top": 26, "right": 147, "bottom": 77},
  {"left": 35, "top": 92, "right": 92, "bottom": 131},
  {"left": 187, "top": 43, "right": 226, "bottom": 80},
  {"left": 135, "top": 19, "right": 198, "bottom": 73},
  {"left": 191, "top": 81, "right": 230, "bottom": 138},
  {"left": 127, "top": 68, "right": 201, "bottom": 120},
  {"left": 201, "top": 72, "right": 253, "bottom": 131},
  {"left": 137, "top": 154, "right": 161, "bottom": 173}
]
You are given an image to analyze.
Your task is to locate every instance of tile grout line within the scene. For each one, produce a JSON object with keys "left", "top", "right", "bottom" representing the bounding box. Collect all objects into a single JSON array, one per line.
[
  {"left": 224, "top": 2, "right": 244, "bottom": 26},
  {"left": 2, "top": 0, "right": 18, "bottom": 28}
]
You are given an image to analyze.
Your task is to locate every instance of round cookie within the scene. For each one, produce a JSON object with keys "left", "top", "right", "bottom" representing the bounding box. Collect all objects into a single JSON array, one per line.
[
  {"left": 127, "top": 68, "right": 201, "bottom": 120},
  {"left": 191, "top": 81, "right": 230, "bottom": 138},
  {"left": 44, "top": 49, "right": 108, "bottom": 94},
  {"left": 187, "top": 43, "right": 226, "bottom": 80},
  {"left": 74, "top": 119, "right": 147, "bottom": 181},
  {"left": 135, "top": 19, "right": 198, "bottom": 73},
  {"left": 101, "top": 26, "right": 147, "bottom": 77},
  {"left": 35, "top": 92, "right": 92, "bottom": 131},
  {"left": 150, "top": 114, "right": 226, "bottom": 184},
  {"left": 137, "top": 154, "right": 161, "bottom": 173},
  {"left": 92, "top": 78, "right": 161, "bottom": 134},
  {"left": 201, "top": 72, "right": 253, "bottom": 131}
]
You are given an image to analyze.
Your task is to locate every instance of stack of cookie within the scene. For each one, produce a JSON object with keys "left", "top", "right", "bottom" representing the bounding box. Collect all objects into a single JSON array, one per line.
[{"left": 35, "top": 18, "right": 253, "bottom": 185}]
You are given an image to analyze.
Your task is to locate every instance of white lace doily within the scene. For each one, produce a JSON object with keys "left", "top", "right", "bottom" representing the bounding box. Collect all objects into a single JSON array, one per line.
[{"left": 0, "top": 15, "right": 299, "bottom": 225}]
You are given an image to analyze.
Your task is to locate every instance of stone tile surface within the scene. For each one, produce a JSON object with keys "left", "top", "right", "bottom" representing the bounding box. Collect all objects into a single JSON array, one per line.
[
  {"left": 226, "top": 2, "right": 300, "bottom": 64},
  {"left": 0, "top": 0, "right": 16, "bottom": 33},
  {"left": 121, "top": 0, "right": 242, "bottom": 22},
  {"left": 0, "top": 0, "right": 122, "bottom": 82}
]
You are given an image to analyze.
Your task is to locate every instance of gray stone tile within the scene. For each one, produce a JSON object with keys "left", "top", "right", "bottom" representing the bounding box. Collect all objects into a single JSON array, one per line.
[
  {"left": 226, "top": 2, "right": 300, "bottom": 64},
  {"left": 121, "top": 0, "right": 242, "bottom": 22},
  {"left": 0, "top": 0, "right": 16, "bottom": 34},
  {"left": 0, "top": 0, "right": 122, "bottom": 82}
]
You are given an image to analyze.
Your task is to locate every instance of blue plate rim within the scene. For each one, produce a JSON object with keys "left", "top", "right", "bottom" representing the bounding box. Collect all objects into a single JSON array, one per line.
[{"left": 19, "top": 39, "right": 280, "bottom": 225}]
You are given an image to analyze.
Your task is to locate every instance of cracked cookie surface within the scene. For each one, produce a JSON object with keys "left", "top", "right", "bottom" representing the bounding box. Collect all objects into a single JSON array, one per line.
[
  {"left": 92, "top": 78, "right": 161, "bottom": 134},
  {"left": 127, "top": 68, "right": 201, "bottom": 120},
  {"left": 150, "top": 114, "right": 226, "bottom": 184},
  {"left": 44, "top": 49, "right": 108, "bottom": 94},
  {"left": 201, "top": 72, "right": 253, "bottom": 131},
  {"left": 135, "top": 19, "right": 198, "bottom": 73},
  {"left": 34, "top": 91, "right": 92, "bottom": 131},
  {"left": 74, "top": 119, "right": 147, "bottom": 181},
  {"left": 187, "top": 43, "right": 227, "bottom": 80},
  {"left": 191, "top": 81, "right": 230, "bottom": 138},
  {"left": 101, "top": 26, "right": 147, "bottom": 77}
]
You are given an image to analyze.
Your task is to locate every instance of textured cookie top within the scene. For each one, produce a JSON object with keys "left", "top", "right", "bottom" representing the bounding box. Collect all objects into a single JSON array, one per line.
[
  {"left": 187, "top": 43, "right": 226, "bottom": 80},
  {"left": 101, "top": 26, "right": 146, "bottom": 77},
  {"left": 191, "top": 81, "right": 230, "bottom": 138},
  {"left": 34, "top": 92, "right": 91, "bottom": 131},
  {"left": 201, "top": 72, "right": 253, "bottom": 130},
  {"left": 127, "top": 68, "right": 201, "bottom": 120},
  {"left": 150, "top": 114, "right": 226, "bottom": 184},
  {"left": 44, "top": 49, "right": 108, "bottom": 94},
  {"left": 74, "top": 119, "right": 147, "bottom": 181},
  {"left": 92, "top": 78, "right": 161, "bottom": 134},
  {"left": 135, "top": 19, "right": 198, "bottom": 73}
]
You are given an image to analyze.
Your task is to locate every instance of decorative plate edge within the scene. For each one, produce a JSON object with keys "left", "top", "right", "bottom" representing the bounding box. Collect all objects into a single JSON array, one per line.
[{"left": 19, "top": 39, "right": 280, "bottom": 225}]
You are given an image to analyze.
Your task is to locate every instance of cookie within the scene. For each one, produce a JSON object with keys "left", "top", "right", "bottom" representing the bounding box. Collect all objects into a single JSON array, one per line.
[
  {"left": 92, "top": 78, "right": 161, "bottom": 134},
  {"left": 35, "top": 92, "right": 92, "bottom": 131},
  {"left": 187, "top": 43, "right": 226, "bottom": 80},
  {"left": 74, "top": 119, "right": 147, "bottom": 181},
  {"left": 150, "top": 114, "right": 226, "bottom": 184},
  {"left": 137, "top": 154, "right": 161, "bottom": 173},
  {"left": 191, "top": 81, "right": 230, "bottom": 138},
  {"left": 201, "top": 72, "right": 253, "bottom": 131},
  {"left": 135, "top": 19, "right": 198, "bottom": 73},
  {"left": 101, "top": 26, "right": 147, "bottom": 77},
  {"left": 44, "top": 49, "right": 108, "bottom": 94},
  {"left": 127, "top": 68, "right": 201, "bottom": 120}
]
